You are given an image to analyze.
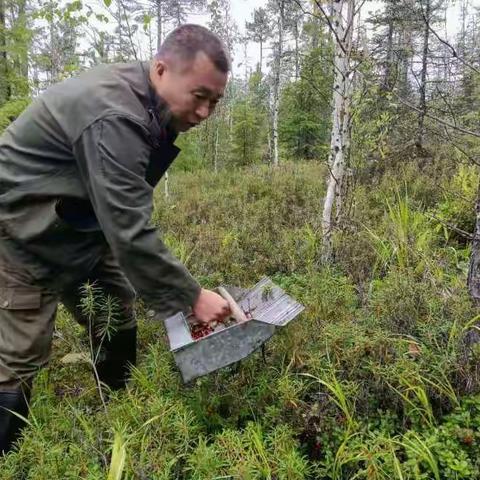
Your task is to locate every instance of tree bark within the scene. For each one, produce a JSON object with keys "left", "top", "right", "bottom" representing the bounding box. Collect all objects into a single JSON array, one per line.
[
  {"left": 116, "top": 0, "right": 124, "bottom": 61},
  {"left": 468, "top": 180, "right": 480, "bottom": 306},
  {"left": 416, "top": 0, "right": 431, "bottom": 149},
  {"left": 294, "top": 21, "right": 299, "bottom": 80},
  {"left": 272, "top": 0, "right": 284, "bottom": 168},
  {"left": 17, "top": 0, "right": 28, "bottom": 83},
  {"left": 0, "top": 0, "right": 9, "bottom": 105},
  {"left": 321, "top": 0, "right": 355, "bottom": 263},
  {"left": 164, "top": 171, "right": 169, "bottom": 200},
  {"left": 155, "top": 0, "right": 168, "bottom": 197},
  {"left": 259, "top": 38, "right": 263, "bottom": 75},
  {"left": 382, "top": 14, "right": 394, "bottom": 91},
  {"left": 156, "top": 0, "right": 163, "bottom": 51},
  {"left": 458, "top": 0, "right": 468, "bottom": 81},
  {"left": 214, "top": 122, "right": 219, "bottom": 173}
]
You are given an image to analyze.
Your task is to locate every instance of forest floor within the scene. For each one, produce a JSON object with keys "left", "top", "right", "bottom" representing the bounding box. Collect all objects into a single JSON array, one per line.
[{"left": 1, "top": 159, "right": 480, "bottom": 479}]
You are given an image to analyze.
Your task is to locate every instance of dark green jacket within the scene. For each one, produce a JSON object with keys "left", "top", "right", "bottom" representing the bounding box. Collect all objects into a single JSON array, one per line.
[{"left": 0, "top": 61, "right": 200, "bottom": 315}]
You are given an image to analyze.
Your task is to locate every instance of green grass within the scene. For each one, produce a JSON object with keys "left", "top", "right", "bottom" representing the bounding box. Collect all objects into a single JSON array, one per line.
[{"left": 2, "top": 160, "right": 480, "bottom": 479}]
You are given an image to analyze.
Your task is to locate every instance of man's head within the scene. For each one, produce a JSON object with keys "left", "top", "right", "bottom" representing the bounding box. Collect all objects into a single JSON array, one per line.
[{"left": 150, "top": 24, "right": 230, "bottom": 132}]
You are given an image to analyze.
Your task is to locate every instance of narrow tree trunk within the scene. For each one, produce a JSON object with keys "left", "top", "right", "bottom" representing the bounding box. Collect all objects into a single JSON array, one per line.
[
  {"left": 458, "top": 0, "right": 468, "bottom": 82},
  {"left": 0, "top": 0, "right": 9, "bottom": 105},
  {"left": 214, "top": 123, "right": 219, "bottom": 173},
  {"left": 156, "top": 0, "right": 163, "bottom": 52},
  {"left": 321, "top": 0, "right": 355, "bottom": 263},
  {"left": 243, "top": 99, "right": 247, "bottom": 164},
  {"left": 259, "top": 38, "right": 263, "bottom": 75},
  {"left": 267, "top": 122, "right": 272, "bottom": 164},
  {"left": 48, "top": 15, "right": 57, "bottom": 83},
  {"left": 416, "top": 0, "right": 430, "bottom": 149},
  {"left": 311, "top": 1, "right": 321, "bottom": 49},
  {"left": 464, "top": 179, "right": 480, "bottom": 372},
  {"left": 8, "top": 0, "right": 27, "bottom": 95},
  {"left": 382, "top": 15, "right": 394, "bottom": 91},
  {"left": 164, "top": 172, "right": 169, "bottom": 200},
  {"left": 335, "top": 0, "right": 355, "bottom": 222},
  {"left": 294, "top": 21, "right": 299, "bottom": 80},
  {"left": 17, "top": 0, "right": 28, "bottom": 84},
  {"left": 335, "top": 77, "right": 352, "bottom": 225},
  {"left": 116, "top": 0, "right": 124, "bottom": 61},
  {"left": 399, "top": 31, "right": 408, "bottom": 96},
  {"left": 155, "top": 0, "right": 169, "bottom": 197},
  {"left": 148, "top": 17, "right": 154, "bottom": 58},
  {"left": 272, "top": 0, "right": 284, "bottom": 168},
  {"left": 174, "top": 2, "right": 182, "bottom": 27},
  {"left": 468, "top": 180, "right": 480, "bottom": 305}
]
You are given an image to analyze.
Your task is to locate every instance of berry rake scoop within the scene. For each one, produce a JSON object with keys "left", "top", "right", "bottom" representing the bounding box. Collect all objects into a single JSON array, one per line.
[{"left": 163, "top": 278, "right": 305, "bottom": 383}]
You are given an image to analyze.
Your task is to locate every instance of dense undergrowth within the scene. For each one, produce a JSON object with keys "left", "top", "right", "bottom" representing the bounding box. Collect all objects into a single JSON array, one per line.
[{"left": 2, "top": 153, "right": 480, "bottom": 479}]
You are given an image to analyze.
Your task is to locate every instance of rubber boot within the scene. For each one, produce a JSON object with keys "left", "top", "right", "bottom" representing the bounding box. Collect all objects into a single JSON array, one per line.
[
  {"left": 94, "top": 326, "right": 137, "bottom": 391},
  {"left": 0, "top": 388, "right": 30, "bottom": 455}
]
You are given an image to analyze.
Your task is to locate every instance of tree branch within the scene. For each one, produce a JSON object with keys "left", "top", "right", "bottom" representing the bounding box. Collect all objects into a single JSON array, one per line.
[
  {"left": 394, "top": 93, "right": 480, "bottom": 138},
  {"left": 311, "top": 0, "right": 348, "bottom": 56},
  {"left": 419, "top": 8, "right": 480, "bottom": 75},
  {"left": 424, "top": 212, "right": 473, "bottom": 240}
]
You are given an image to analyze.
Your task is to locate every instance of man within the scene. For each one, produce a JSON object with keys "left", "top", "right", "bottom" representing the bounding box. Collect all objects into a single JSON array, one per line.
[{"left": 0, "top": 24, "right": 231, "bottom": 455}]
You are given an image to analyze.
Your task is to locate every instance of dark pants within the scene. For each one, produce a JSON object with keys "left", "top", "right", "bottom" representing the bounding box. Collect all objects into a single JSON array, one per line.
[{"left": 0, "top": 248, "right": 137, "bottom": 453}]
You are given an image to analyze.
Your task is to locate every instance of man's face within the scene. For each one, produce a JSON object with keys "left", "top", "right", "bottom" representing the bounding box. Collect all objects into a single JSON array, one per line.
[{"left": 150, "top": 51, "right": 228, "bottom": 132}]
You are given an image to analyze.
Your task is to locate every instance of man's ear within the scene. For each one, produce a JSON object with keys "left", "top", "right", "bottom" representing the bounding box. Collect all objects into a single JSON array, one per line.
[{"left": 153, "top": 58, "right": 167, "bottom": 77}]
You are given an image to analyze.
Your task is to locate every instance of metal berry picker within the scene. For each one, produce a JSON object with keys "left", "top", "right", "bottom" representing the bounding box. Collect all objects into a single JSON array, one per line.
[{"left": 164, "top": 278, "right": 305, "bottom": 383}]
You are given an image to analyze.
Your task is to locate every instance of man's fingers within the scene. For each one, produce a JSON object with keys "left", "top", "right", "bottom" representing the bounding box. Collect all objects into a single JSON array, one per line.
[
  {"left": 192, "top": 289, "right": 233, "bottom": 324},
  {"left": 212, "top": 305, "right": 230, "bottom": 322},
  {"left": 222, "top": 304, "right": 231, "bottom": 314}
]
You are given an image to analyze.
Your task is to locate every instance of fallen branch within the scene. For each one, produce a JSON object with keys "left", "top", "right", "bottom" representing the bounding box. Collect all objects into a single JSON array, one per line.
[{"left": 424, "top": 212, "right": 473, "bottom": 240}]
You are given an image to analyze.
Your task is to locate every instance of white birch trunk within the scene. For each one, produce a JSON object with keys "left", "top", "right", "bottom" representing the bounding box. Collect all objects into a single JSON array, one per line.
[
  {"left": 416, "top": 0, "right": 430, "bottom": 149},
  {"left": 259, "top": 39, "right": 263, "bottom": 75},
  {"left": 164, "top": 172, "right": 169, "bottom": 200},
  {"left": 334, "top": 0, "right": 355, "bottom": 223},
  {"left": 156, "top": 0, "right": 163, "bottom": 52},
  {"left": 267, "top": 122, "right": 272, "bottom": 164},
  {"left": 334, "top": 81, "right": 352, "bottom": 223},
  {"left": 294, "top": 22, "right": 299, "bottom": 80},
  {"left": 321, "top": 0, "right": 355, "bottom": 263},
  {"left": 154, "top": 0, "right": 171, "bottom": 200},
  {"left": 272, "top": 0, "right": 283, "bottom": 168},
  {"left": 214, "top": 121, "right": 219, "bottom": 173}
]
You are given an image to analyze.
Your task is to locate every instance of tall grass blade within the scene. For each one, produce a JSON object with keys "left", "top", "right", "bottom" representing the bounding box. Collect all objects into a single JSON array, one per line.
[{"left": 107, "top": 431, "right": 127, "bottom": 480}]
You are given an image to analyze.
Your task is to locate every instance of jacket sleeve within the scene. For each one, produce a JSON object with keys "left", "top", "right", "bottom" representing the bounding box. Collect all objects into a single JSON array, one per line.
[{"left": 72, "top": 114, "right": 201, "bottom": 316}]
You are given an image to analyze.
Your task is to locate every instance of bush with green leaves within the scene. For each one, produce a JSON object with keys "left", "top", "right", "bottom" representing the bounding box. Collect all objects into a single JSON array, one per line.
[
  {"left": 0, "top": 97, "right": 30, "bottom": 133},
  {"left": 432, "top": 164, "right": 479, "bottom": 246}
]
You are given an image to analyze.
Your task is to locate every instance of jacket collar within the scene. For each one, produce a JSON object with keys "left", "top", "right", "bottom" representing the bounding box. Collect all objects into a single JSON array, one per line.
[{"left": 140, "top": 61, "right": 178, "bottom": 143}]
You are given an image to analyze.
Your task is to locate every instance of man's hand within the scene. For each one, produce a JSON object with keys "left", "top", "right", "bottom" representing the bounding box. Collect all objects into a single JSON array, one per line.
[{"left": 192, "top": 288, "right": 231, "bottom": 324}]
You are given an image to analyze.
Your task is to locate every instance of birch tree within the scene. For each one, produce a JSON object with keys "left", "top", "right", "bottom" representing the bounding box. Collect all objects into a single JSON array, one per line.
[
  {"left": 321, "top": 0, "right": 356, "bottom": 262},
  {"left": 269, "top": 0, "right": 285, "bottom": 167},
  {"left": 207, "top": 0, "right": 237, "bottom": 171},
  {"left": 416, "top": 0, "right": 432, "bottom": 150}
]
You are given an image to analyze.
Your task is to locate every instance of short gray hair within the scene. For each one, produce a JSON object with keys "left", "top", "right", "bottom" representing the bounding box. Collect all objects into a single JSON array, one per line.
[{"left": 157, "top": 24, "right": 230, "bottom": 73}]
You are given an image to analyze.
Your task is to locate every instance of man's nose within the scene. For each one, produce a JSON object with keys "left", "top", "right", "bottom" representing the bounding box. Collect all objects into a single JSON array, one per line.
[{"left": 195, "top": 103, "right": 210, "bottom": 120}]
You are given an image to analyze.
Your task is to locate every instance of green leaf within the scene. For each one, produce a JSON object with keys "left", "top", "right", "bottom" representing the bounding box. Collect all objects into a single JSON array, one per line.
[{"left": 107, "top": 431, "right": 127, "bottom": 480}]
